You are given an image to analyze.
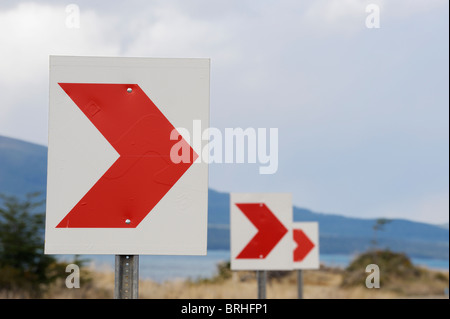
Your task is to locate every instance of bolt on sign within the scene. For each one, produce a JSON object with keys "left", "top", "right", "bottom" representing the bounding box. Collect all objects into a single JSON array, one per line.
[
  {"left": 230, "top": 193, "right": 293, "bottom": 270},
  {"left": 45, "top": 56, "right": 210, "bottom": 255}
]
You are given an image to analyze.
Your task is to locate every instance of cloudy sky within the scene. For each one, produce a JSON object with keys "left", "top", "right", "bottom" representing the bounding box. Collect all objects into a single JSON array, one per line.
[{"left": 0, "top": 0, "right": 448, "bottom": 224}]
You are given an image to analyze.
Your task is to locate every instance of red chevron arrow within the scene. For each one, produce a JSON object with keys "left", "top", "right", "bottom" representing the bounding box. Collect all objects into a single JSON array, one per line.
[
  {"left": 236, "top": 203, "right": 288, "bottom": 259},
  {"left": 56, "top": 83, "right": 197, "bottom": 228},
  {"left": 293, "top": 229, "right": 315, "bottom": 262}
]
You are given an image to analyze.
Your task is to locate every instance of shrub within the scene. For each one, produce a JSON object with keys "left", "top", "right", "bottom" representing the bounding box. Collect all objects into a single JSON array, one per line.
[{"left": 0, "top": 193, "right": 64, "bottom": 297}]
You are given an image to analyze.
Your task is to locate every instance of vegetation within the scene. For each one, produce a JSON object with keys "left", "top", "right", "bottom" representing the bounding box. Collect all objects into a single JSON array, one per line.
[
  {"left": 24, "top": 259, "right": 447, "bottom": 299},
  {"left": 342, "top": 249, "right": 449, "bottom": 296},
  {"left": 0, "top": 193, "right": 86, "bottom": 297}
]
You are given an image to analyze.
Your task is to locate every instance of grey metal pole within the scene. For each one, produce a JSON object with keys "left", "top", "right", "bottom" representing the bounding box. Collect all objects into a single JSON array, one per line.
[
  {"left": 256, "top": 270, "right": 266, "bottom": 299},
  {"left": 297, "top": 269, "right": 303, "bottom": 299},
  {"left": 114, "top": 255, "right": 139, "bottom": 299}
]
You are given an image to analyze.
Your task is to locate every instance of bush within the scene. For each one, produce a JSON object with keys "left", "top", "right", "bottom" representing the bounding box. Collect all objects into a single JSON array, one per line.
[
  {"left": 341, "top": 249, "right": 449, "bottom": 295},
  {"left": 342, "top": 249, "right": 419, "bottom": 287},
  {"left": 0, "top": 193, "right": 65, "bottom": 297}
]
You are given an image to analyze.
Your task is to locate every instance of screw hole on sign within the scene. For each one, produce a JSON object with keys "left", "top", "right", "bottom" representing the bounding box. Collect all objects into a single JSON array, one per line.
[{"left": 127, "top": 88, "right": 132, "bottom": 93}]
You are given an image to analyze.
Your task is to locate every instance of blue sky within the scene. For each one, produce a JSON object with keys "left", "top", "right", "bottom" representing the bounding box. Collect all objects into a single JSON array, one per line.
[{"left": 0, "top": 0, "right": 448, "bottom": 224}]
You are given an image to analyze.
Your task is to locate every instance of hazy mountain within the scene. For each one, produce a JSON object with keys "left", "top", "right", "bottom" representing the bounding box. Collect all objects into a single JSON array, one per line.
[
  {"left": 1, "top": 135, "right": 448, "bottom": 259},
  {"left": 207, "top": 189, "right": 449, "bottom": 259},
  {"left": 0, "top": 135, "right": 47, "bottom": 196}
]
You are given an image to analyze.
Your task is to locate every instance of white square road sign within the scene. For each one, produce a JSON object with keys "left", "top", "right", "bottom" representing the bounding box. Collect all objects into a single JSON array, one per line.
[
  {"left": 45, "top": 56, "right": 209, "bottom": 255},
  {"left": 230, "top": 193, "right": 292, "bottom": 270},
  {"left": 292, "top": 222, "right": 319, "bottom": 269}
]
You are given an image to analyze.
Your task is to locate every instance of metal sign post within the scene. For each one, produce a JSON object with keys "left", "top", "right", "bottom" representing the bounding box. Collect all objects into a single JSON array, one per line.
[
  {"left": 297, "top": 269, "right": 303, "bottom": 299},
  {"left": 115, "top": 255, "right": 139, "bottom": 299},
  {"left": 256, "top": 270, "right": 267, "bottom": 299}
]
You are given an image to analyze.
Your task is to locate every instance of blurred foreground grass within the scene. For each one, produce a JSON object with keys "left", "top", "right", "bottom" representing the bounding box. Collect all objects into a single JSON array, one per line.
[{"left": 2, "top": 255, "right": 448, "bottom": 299}]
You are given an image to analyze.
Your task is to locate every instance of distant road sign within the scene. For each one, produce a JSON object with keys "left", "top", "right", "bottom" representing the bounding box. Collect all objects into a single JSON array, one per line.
[
  {"left": 45, "top": 56, "right": 209, "bottom": 255},
  {"left": 292, "top": 222, "right": 319, "bottom": 269},
  {"left": 230, "top": 193, "right": 292, "bottom": 270}
]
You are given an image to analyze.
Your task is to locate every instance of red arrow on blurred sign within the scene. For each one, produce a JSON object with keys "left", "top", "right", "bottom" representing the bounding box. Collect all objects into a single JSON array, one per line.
[
  {"left": 235, "top": 203, "right": 288, "bottom": 259},
  {"left": 56, "top": 83, "right": 197, "bottom": 228},
  {"left": 293, "top": 229, "right": 315, "bottom": 262}
]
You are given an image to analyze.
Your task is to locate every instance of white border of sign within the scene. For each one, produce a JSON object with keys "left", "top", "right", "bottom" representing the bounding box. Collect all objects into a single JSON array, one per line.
[{"left": 45, "top": 56, "right": 209, "bottom": 255}]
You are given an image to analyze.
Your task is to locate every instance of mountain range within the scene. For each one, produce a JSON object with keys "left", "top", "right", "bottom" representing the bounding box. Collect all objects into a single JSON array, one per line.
[{"left": 0, "top": 135, "right": 448, "bottom": 260}]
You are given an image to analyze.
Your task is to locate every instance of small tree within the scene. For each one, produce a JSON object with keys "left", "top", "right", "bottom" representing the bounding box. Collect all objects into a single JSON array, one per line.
[
  {"left": 0, "top": 193, "right": 61, "bottom": 297},
  {"left": 371, "top": 218, "right": 391, "bottom": 249}
]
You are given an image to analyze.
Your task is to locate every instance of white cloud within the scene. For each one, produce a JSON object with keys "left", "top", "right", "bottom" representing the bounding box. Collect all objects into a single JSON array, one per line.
[
  {"left": 303, "top": 0, "right": 368, "bottom": 33},
  {"left": 382, "top": 0, "right": 447, "bottom": 19},
  {"left": 0, "top": 0, "right": 447, "bottom": 225},
  {"left": 121, "top": 3, "right": 239, "bottom": 63},
  {"left": 0, "top": 2, "right": 121, "bottom": 143},
  {"left": 0, "top": 3, "right": 120, "bottom": 85},
  {"left": 301, "top": 0, "right": 448, "bottom": 35}
]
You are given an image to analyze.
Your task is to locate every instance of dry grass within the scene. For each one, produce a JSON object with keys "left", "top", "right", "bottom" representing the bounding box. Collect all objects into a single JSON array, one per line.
[{"left": 22, "top": 265, "right": 447, "bottom": 299}]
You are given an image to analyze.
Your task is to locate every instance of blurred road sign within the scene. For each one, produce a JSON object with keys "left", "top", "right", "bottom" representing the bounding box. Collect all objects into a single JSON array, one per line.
[
  {"left": 230, "top": 193, "right": 292, "bottom": 270},
  {"left": 293, "top": 222, "right": 319, "bottom": 269},
  {"left": 45, "top": 56, "right": 209, "bottom": 255}
]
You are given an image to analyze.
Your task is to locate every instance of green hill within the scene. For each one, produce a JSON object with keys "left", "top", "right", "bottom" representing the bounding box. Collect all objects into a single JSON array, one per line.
[{"left": 0, "top": 135, "right": 448, "bottom": 259}]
